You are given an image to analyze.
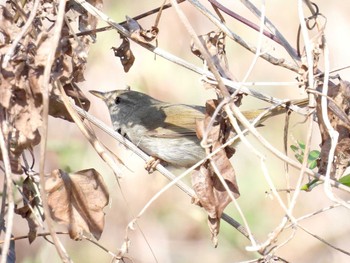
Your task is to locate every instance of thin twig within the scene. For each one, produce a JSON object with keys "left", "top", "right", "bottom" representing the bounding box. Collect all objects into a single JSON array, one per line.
[
  {"left": 241, "top": 0, "right": 267, "bottom": 83},
  {"left": 298, "top": 225, "right": 350, "bottom": 256},
  {"left": 290, "top": 201, "right": 349, "bottom": 225},
  {"left": 284, "top": 202, "right": 350, "bottom": 255},
  {"left": 286, "top": 4, "right": 317, "bottom": 226},
  {"left": 212, "top": 157, "right": 260, "bottom": 246},
  {"left": 187, "top": 0, "right": 299, "bottom": 72},
  {"left": 283, "top": 110, "right": 292, "bottom": 205},
  {"left": 131, "top": 165, "right": 195, "bottom": 222},
  {"left": 286, "top": 105, "right": 314, "bottom": 214},
  {"left": 82, "top": 235, "right": 118, "bottom": 258},
  {"left": 0, "top": 113, "right": 15, "bottom": 263},
  {"left": 321, "top": 37, "right": 350, "bottom": 208},
  {"left": 240, "top": 0, "right": 300, "bottom": 62},
  {"left": 229, "top": 103, "right": 295, "bottom": 252},
  {"left": 224, "top": 104, "right": 263, "bottom": 249},
  {"left": 208, "top": 0, "right": 282, "bottom": 45},
  {"left": 39, "top": 0, "right": 72, "bottom": 261},
  {"left": 269, "top": 226, "right": 297, "bottom": 257},
  {"left": 223, "top": 95, "right": 350, "bottom": 192},
  {"left": 68, "top": 0, "right": 186, "bottom": 38},
  {"left": 56, "top": 82, "right": 123, "bottom": 179},
  {"left": 303, "top": 0, "right": 318, "bottom": 16},
  {"left": 170, "top": 0, "right": 230, "bottom": 97},
  {"left": 0, "top": 231, "right": 69, "bottom": 244}
]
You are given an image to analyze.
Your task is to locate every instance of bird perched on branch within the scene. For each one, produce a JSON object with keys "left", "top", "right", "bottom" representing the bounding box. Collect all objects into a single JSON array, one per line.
[{"left": 90, "top": 89, "right": 308, "bottom": 169}]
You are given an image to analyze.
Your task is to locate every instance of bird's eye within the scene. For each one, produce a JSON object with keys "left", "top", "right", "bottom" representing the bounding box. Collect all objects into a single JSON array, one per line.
[{"left": 115, "top": 96, "right": 121, "bottom": 104}]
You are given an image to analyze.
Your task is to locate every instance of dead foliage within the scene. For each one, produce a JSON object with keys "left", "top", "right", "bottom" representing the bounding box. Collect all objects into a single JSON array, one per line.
[
  {"left": 0, "top": 0, "right": 101, "bottom": 172},
  {"left": 1, "top": 0, "right": 109, "bottom": 246},
  {"left": 45, "top": 169, "right": 109, "bottom": 240},
  {"left": 112, "top": 16, "right": 159, "bottom": 72},
  {"left": 124, "top": 16, "right": 159, "bottom": 44},
  {"left": 317, "top": 79, "right": 350, "bottom": 179},
  {"left": 194, "top": 100, "right": 239, "bottom": 246},
  {"left": 15, "top": 168, "right": 109, "bottom": 243},
  {"left": 191, "top": 31, "right": 243, "bottom": 245},
  {"left": 15, "top": 175, "right": 44, "bottom": 243},
  {"left": 191, "top": 31, "right": 235, "bottom": 81},
  {"left": 112, "top": 37, "right": 135, "bottom": 73}
]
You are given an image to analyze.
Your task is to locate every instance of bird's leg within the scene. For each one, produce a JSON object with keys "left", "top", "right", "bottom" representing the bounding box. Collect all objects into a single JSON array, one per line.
[{"left": 144, "top": 156, "right": 161, "bottom": 173}]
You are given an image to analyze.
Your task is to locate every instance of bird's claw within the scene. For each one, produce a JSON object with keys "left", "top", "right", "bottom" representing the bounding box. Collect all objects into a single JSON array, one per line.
[{"left": 145, "top": 157, "right": 161, "bottom": 173}]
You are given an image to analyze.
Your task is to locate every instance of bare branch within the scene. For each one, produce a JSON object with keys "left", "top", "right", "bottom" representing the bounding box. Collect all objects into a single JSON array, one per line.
[{"left": 39, "top": 0, "right": 72, "bottom": 261}]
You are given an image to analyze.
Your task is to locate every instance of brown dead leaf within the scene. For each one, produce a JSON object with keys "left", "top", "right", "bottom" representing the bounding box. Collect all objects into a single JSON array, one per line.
[
  {"left": 1, "top": 0, "right": 98, "bottom": 172},
  {"left": 124, "top": 16, "right": 159, "bottom": 43},
  {"left": 45, "top": 169, "right": 109, "bottom": 240},
  {"left": 67, "top": 0, "right": 103, "bottom": 41},
  {"left": 193, "top": 99, "right": 239, "bottom": 246},
  {"left": 317, "top": 80, "right": 350, "bottom": 179},
  {"left": 191, "top": 165, "right": 218, "bottom": 244},
  {"left": 78, "top": 0, "right": 103, "bottom": 40},
  {"left": 0, "top": 6, "right": 17, "bottom": 43},
  {"left": 0, "top": 3, "right": 41, "bottom": 172},
  {"left": 15, "top": 176, "right": 44, "bottom": 243},
  {"left": 0, "top": 83, "right": 42, "bottom": 172},
  {"left": 49, "top": 83, "right": 91, "bottom": 122},
  {"left": 191, "top": 31, "right": 235, "bottom": 81},
  {"left": 112, "top": 37, "right": 135, "bottom": 72}
]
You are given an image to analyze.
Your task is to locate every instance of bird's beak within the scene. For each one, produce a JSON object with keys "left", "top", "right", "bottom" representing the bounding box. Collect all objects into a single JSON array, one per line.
[{"left": 89, "top": 90, "right": 106, "bottom": 100}]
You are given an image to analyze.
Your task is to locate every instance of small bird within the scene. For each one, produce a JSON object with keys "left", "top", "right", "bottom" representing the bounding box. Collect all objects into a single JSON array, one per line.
[{"left": 90, "top": 89, "right": 307, "bottom": 168}]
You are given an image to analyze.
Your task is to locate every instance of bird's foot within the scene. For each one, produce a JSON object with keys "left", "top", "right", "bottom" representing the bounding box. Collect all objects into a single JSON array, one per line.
[{"left": 144, "top": 157, "right": 161, "bottom": 173}]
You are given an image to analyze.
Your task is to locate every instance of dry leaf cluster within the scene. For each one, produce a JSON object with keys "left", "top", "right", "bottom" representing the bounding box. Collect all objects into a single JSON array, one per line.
[
  {"left": 317, "top": 79, "right": 350, "bottom": 179},
  {"left": 1, "top": 0, "right": 108, "bottom": 254},
  {"left": 194, "top": 99, "right": 240, "bottom": 246},
  {"left": 0, "top": 0, "right": 100, "bottom": 171}
]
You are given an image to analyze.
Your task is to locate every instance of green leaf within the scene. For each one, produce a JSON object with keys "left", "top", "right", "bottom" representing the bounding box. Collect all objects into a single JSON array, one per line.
[
  {"left": 298, "top": 141, "right": 306, "bottom": 150},
  {"left": 290, "top": 145, "right": 299, "bottom": 152},
  {"left": 308, "top": 160, "right": 318, "bottom": 170},
  {"left": 291, "top": 142, "right": 320, "bottom": 169},
  {"left": 308, "top": 150, "right": 320, "bottom": 161},
  {"left": 295, "top": 153, "right": 304, "bottom": 163},
  {"left": 339, "top": 174, "right": 350, "bottom": 187}
]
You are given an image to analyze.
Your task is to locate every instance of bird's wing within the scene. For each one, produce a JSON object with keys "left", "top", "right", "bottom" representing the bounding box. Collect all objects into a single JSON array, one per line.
[{"left": 144, "top": 104, "right": 205, "bottom": 138}]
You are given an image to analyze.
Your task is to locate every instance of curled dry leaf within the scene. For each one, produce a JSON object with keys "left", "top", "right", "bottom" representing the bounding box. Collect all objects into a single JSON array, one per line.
[
  {"left": 49, "top": 83, "right": 91, "bottom": 122},
  {"left": 191, "top": 31, "right": 236, "bottom": 81},
  {"left": 116, "top": 13, "right": 160, "bottom": 72},
  {"left": 124, "top": 16, "right": 159, "bottom": 43},
  {"left": 45, "top": 169, "right": 109, "bottom": 240},
  {"left": 15, "top": 176, "right": 44, "bottom": 243},
  {"left": 0, "top": 4, "right": 42, "bottom": 172},
  {"left": 112, "top": 37, "right": 135, "bottom": 73},
  {"left": 317, "top": 79, "right": 350, "bottom": 179},
  {"left": 0, "top": 0, "right": 100, "bottom": 172},
  {"left": 193, "top": 99, "right": 239, "bottom": 246},
  {"left": 297, "top": 35, "right": 350, "bottom": 180},
  {"left": 74, "top": 0, "right": 103, "bottom": 40}
]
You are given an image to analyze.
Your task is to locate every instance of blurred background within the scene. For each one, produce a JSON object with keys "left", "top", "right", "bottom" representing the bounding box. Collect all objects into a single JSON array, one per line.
[{"left": 14, "top": 1, "right": 350, "bottom": 262}]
